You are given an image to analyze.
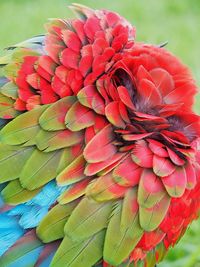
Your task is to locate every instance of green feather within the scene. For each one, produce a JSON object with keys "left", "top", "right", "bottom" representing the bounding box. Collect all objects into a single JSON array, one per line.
[
  {"left": 2, "top": 63, "right": 19, "bottom": 79},
  {"left": 0, "top": 105, "right": 48, "bottom": 145},
  {"left": 1, "top": 179, "right": 40, "bottom": 205},
  {"left": 20, "top": 149, "right": 62, "bottom": 190},
  {"left": 37, "top": 201, "right": 78, "bottom": 243},
  {"left": 0, "top": 81, "right": 18, "bottom": 99},
  {"left": 121, "top": 188, "right": 143, "bottom": 239},
  {"left": 144, "top": 251, "right": 156, "bottom": 267},
  {"left": 0, "top": 144, "right": 34, "bottom": 183},
  {"left": 11, "top": 47, "right": 40, "bottom": 62},
  {"left": 136, "top": 261, "right": 145, "bottom": 267},
  {"left": 139, "top": 193, "right": 171, "bottom": 231},
  {"left": 39, "top": 96, "right": 76, "bottom": 131},
  {"left": 50, "top": 230, "right": 105, "bottom": 267},
  {"left": 104, "top": 200, "right": 143, "bottom": 266},
  {"left": 0, "top": 51, "right": 13, "bottom": 65},
  {"left": 64, "top": 197, "right": 112, "bottom": 240},
  {"left": 36, "top": 128, "right": 83, "bottom": 152}
]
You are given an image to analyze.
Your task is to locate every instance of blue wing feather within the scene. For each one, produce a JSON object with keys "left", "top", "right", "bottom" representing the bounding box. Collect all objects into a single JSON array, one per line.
[
  {"left": 0, "top": 214, "right": 24, "bottom": 256},
  {"left": 0, "top": 180, "right": 67, "bottom": 263}
]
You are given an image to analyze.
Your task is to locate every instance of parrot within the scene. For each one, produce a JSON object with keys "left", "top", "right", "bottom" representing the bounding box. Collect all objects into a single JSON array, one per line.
[{"left": 0, "top": 3, "right": 200, "bottom": 267}]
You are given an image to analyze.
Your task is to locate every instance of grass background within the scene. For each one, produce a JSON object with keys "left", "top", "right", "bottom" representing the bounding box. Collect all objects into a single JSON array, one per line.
[{"left": 0, "top": 0, "right": 200, "bottom": 266}]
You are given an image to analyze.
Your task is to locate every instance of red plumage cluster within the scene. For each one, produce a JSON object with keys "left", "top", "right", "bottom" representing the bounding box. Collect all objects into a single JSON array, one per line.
[{"left": 4, "top": 4, "right": 200, "bottom": 266}]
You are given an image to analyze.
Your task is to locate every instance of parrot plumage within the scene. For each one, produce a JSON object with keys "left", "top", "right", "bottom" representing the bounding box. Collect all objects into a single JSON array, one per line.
[{"left": 0, "top": 3, "right": 200, "bottom": 267}]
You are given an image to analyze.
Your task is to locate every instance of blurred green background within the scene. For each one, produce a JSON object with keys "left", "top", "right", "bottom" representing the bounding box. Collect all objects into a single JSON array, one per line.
[{"left": 0, "top": 0, "right": 200, "bottom": 266}]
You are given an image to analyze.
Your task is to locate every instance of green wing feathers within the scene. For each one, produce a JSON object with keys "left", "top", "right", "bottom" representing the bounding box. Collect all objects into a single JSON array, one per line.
[{"left": 0, "top": 101, "right": 169, "bottom": 266}]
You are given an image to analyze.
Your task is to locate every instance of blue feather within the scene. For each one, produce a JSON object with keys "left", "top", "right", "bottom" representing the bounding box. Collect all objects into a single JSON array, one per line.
[
  {"left": 6, "top": 181, "right": 67, "bottom": 229},
  {"left": 8, "top": 205, "right": 30, "bottom": 216},
  {"left": 0, "top": 214, "right": 24, "bottom": 256},
  {"left": 0, "top": 180, "right": 67, "bottom": 258},
  {"left": 19, "top": 206, "right": 49, "bottom": 229},
  {"left": 27, "top": 180, "right": 67, "bottom": 207}
]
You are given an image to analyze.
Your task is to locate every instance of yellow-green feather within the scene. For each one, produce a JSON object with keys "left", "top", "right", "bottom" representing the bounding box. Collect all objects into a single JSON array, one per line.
[
  {"left": 50, "top": 230, "right": 105, "bottom": 267},
  {"left": 64, "top": 197, "right": 112, "bottom": 240},
  {"left": 39, "top": 96, "right": 76, "bottom": 131},
  {"left": 139, "top": 193, "right": 171, "bottom": 231},
  {"left": 0, "top": 82, "right": 18, "bottom": 100},
  {"left": 37, "top": 201, "right": 78, "bottom": 243},
  {"left": 0, "top": 144, "right": 34, "bottom": 183},
  {"left": 1, "top": 179, "right": 40, "bottom": 204},
  {"left": 104, "top": 200, "right": 143, "bottom": 266},
  {"left": 0, "top": 105, "right": 48, "bottom": 145},
  {"left": 20, "top": 149, "right": 63, "bottom": 190},
  {"left": 35, "top": 128, "right": 83, "bottom": 152}
]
